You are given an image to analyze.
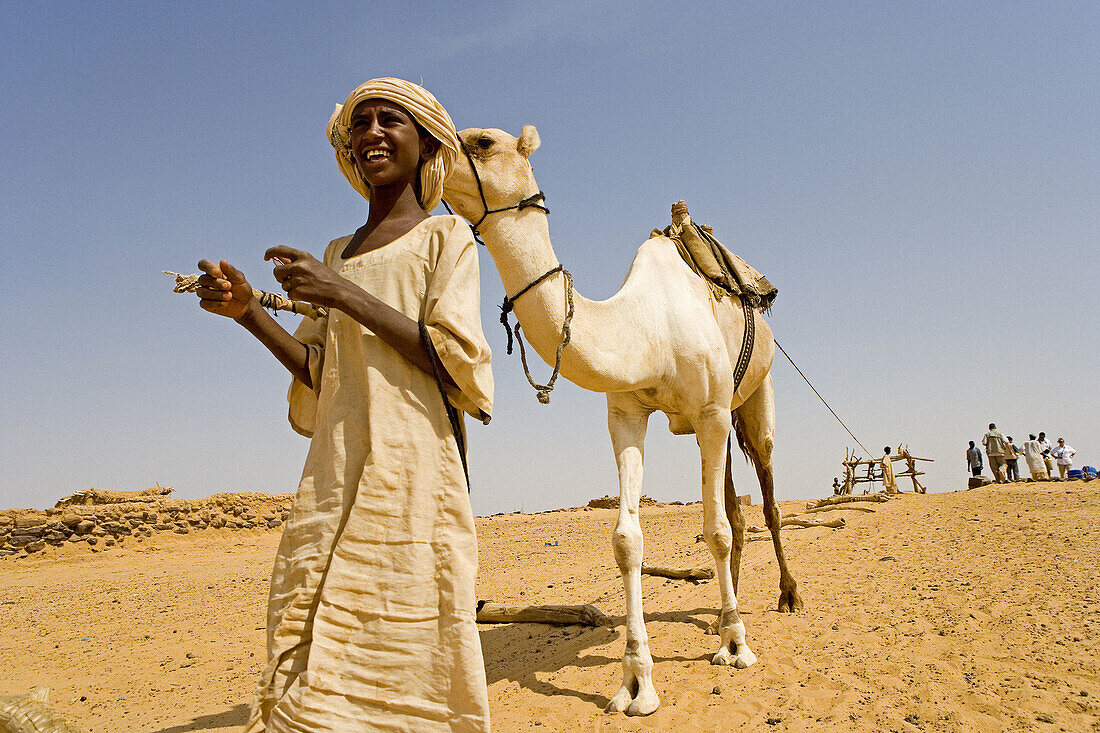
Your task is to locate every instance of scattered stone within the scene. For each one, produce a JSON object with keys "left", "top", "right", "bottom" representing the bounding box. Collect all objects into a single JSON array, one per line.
[
  {"left": 174, "top": 527, "right": 189, "bottom": 535},
  {"left": 711, "top": 686, "right": 721, "bottom": 695},
  {"left": 25, "top": 540, "right": 45, "bottom": 553},
  {"left": 15, "top": 515, "right": 47, "bottom": 529}
]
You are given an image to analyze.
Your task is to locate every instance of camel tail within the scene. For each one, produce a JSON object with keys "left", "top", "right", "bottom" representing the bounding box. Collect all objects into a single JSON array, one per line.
[{"left": 730, "top": 409, "right": 760, "bottom": 471}]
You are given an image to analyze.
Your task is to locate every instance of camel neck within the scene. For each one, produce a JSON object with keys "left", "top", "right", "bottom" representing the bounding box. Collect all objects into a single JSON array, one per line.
[{"left": 477, "top": 207, "right": 656, "bottom": 393}]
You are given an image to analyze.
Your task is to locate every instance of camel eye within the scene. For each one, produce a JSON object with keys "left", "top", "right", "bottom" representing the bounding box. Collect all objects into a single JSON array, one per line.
[{"left": 477, "top": 137, "right": 493, "bottom": 149}]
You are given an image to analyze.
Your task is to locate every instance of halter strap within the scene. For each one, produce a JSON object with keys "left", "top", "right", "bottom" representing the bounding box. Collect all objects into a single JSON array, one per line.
[
  {"left": 442, "top": 140, "right": 568, "bottom": 404},
  {"left": 443, "top": 144, "right": 549, "bottom": 246}
]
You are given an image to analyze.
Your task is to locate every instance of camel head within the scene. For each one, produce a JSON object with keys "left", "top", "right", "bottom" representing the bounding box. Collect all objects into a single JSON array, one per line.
[{"left": 443, "top": 126, "right": 541, "bottom": 225}]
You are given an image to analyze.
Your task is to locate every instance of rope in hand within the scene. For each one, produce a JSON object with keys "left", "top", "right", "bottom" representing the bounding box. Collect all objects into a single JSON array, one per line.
[
  {"left": 499, "top": 266, "right": 574, "bottom": 404},
  {"left": 163, "top": 271, "right": 328, "bottom": 320}
]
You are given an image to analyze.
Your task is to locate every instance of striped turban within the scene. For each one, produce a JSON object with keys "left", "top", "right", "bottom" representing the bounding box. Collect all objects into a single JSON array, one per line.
[{"left": 327, "top": 78, "right": 459, "bottom": 212}]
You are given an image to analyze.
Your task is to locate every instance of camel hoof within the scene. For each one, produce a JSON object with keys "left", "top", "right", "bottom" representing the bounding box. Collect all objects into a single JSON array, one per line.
[
  {"left": 605, "top": 687, "right": 632, "bottom": 714},
  {"left": 711, "top": 647, "right": 734, "bottom": 666},
  {"left": 733, "top": 644, "right": 757, "bottom": 669},
  {"left": 626, "top": 693, "right": 660, "bottom": 716},
  {"left": 778, "top": 589, "right": 803, "bottom": 613},
  {"left": 705, "top": 617, "right": 719, "bottom": 635}
]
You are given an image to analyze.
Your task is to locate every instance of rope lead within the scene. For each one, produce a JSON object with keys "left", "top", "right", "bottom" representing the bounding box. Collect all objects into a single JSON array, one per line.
[{"left": 499, "top": 267, "right": 573, "bottom": 404}]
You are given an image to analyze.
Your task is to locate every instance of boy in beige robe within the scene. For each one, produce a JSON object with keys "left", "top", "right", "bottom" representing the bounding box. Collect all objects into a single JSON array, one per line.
[{"left": 193, "top": 79, "right": 494, "bottom": 732}]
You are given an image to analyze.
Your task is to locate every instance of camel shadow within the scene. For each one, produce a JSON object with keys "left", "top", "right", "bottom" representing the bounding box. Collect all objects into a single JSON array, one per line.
[
  {"left": 148, "top": 703, "right": 250, "bottom": 732},
  {"left": 481, "top": 622, "right": 618, "bottom": 707},
  {"left": 479, "top": 605, "right": 727, "bottom": 708}
]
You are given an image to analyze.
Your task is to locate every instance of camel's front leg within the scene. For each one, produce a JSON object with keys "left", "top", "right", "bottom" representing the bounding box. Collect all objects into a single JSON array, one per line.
[
  {"left": 697, "top": 412, "right": 756, "bottom": 669},
  {"left": 604, "top": 397, "right": 659, "bottom": 716}
]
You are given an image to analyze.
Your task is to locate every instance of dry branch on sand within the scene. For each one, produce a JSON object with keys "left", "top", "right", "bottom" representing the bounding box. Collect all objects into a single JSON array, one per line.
[
  {"left": 475, "top": 602, "right": 611, "bottom": 627},
  {"left": 805, "top": 493, "right": 891, "bottom": 511},
  {"left": 747, "top": 516, "right": 845, "bottom": 532},
  {"left": 641, "top": 564, "right": 715, "bottom": 581}
]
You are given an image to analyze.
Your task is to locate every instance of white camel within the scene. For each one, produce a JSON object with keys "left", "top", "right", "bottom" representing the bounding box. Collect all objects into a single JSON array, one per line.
[{"left": 443, "top": 126, "right": 801, "bottom": 716}]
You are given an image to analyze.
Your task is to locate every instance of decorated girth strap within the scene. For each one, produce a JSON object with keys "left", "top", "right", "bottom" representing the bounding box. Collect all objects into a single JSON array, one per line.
[{"left": 658, "top": 201, "right": 776, "bottom": 392}]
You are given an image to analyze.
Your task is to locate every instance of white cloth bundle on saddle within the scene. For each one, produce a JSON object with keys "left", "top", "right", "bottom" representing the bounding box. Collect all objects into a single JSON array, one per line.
[{"left": 655, "top": 201, "right": 777, "bottom": 311}]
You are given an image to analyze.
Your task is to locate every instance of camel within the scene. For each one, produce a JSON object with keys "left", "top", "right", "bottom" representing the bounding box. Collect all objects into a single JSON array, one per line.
[{"left": 443, "top": 125, "right": 801, "bottom": 716}]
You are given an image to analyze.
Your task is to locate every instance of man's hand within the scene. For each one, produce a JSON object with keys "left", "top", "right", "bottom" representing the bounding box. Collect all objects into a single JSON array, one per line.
[
  {"left": 266, "top": 246, "right": 347, "bottom": 309},
  {"left": 196, "top": 259, "right": 253, "bottom": 320}
]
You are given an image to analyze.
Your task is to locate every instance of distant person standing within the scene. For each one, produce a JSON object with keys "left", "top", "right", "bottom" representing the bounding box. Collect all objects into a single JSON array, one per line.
[
  {"left": 1022, "top": 434, "right": 1048, "bottom": 480},
  {"left": 881, "top": 446, "right": 899, "bottom": 493},
  {"left": 1003, "top": 436, "right": 1021, "bottom": 482},
  {"left": 982, "top": 423, "right": 1007, "bottom": 483},
  {"left": 1038, "top": 432, "right": 1055, "bottom": 477},
  {"left": 1050, "top": 438, "right": 1076, "bottom": 479},
  {"left": 966, "top": 440, "right": 984, "bottom": 477}
]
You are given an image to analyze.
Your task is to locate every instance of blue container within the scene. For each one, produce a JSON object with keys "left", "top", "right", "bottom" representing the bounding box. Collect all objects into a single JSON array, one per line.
[{"left": 1067, "top": 469, "right": 1083, "bottom": 479}]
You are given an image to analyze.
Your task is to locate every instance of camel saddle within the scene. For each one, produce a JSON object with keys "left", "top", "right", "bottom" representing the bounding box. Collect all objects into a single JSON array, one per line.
[{"left": 654, "top": 201, "right": 777, "bottom": 311}]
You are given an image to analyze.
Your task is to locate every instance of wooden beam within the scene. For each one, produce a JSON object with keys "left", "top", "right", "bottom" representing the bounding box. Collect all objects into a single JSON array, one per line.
[
  {"left": 475, "top": 602, "right": 612, "bottom": 627},
  {"left": 747, "top": 516, "right": 845, "bottom": 532},
  {"left": 641, "top": 564, "right": 715, "bottom": 581},
  {"left": 806, "top": 493, "right": 891, "bottom": 510},
  {"left": 803, "top": 504, "right": 877, "bottom": 514}
]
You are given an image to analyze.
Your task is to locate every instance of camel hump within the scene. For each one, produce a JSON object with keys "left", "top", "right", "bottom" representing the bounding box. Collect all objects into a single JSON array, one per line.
[{"left": 661, "top": 201, "right": 777, "bottom": 311}]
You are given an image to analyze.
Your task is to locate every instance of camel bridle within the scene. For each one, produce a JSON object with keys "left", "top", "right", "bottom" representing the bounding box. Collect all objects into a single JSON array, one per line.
[
  {"left": 447, "top": 143, "right": 550, "bottom": 245},
  {"left": 443, "top": 142, "right": 571, "bottom": 406}
]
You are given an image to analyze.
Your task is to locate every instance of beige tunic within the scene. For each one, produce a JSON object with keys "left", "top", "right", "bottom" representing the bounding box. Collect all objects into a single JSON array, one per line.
[
  {"left": 881, "top": 454, "right": 898, "bottom": 493},
  {"left": 246, "top": 216, "right": 493, "bottom": 733}
]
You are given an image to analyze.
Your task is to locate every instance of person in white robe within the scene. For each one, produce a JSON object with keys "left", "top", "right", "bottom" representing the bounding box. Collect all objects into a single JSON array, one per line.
[{"left": 1021, "top": 434, "right": 1046, "bottom": 480}]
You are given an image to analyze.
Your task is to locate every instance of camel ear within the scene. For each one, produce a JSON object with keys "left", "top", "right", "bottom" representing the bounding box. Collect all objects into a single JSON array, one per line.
[{"left": 518, "top": 125, "right": 540, "bottom": 158}]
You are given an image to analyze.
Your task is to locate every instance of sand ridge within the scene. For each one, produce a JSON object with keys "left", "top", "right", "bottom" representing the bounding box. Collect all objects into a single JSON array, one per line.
[{"left": 2, "top": 481, "right": 1098, "bottom": 731}]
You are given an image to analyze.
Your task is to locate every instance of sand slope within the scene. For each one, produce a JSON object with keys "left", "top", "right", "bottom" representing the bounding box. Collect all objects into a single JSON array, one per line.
[{"left": 2, "top": 481, "right": 1097, "bottom": 732}]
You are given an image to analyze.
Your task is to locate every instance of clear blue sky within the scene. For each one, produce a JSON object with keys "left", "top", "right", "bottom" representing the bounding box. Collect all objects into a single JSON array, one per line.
[{"left": 2, "top": 1, "right": 1097, "bottom": 513}]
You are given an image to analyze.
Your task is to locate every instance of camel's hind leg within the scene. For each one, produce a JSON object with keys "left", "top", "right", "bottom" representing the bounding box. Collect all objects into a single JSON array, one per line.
[
  {"left": 604, "top": 395, "right": 660, "bottom": 716},
  {"left": 695, "top": 410, "right": 756, "bottom": 669},
  {"left": 734, "top": 374, "right": 803, "bottom": 612}
]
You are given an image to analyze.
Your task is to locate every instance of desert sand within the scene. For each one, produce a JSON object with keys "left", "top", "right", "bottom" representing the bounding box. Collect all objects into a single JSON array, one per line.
[{"left": 2, "top": 480, "right": 1098, "bottom": 732}]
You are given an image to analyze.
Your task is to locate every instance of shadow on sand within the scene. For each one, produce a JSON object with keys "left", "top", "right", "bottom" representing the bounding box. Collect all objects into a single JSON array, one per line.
[
  {"left": 479, "top": 605, "right": 722, "bottom": 709},
  {"left": 148, "top": 703, "right": 250, "bottom": 732}
]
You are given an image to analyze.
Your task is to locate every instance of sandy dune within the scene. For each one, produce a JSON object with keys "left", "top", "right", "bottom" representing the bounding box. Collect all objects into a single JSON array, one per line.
[{"left": 2, "top": 481, "right": 1098, "bottom": 732}]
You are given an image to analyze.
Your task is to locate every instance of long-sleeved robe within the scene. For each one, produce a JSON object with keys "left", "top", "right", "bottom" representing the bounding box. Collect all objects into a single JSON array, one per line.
[{"left": 246, "top": 216, "right": 494, "bottom": 733}]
